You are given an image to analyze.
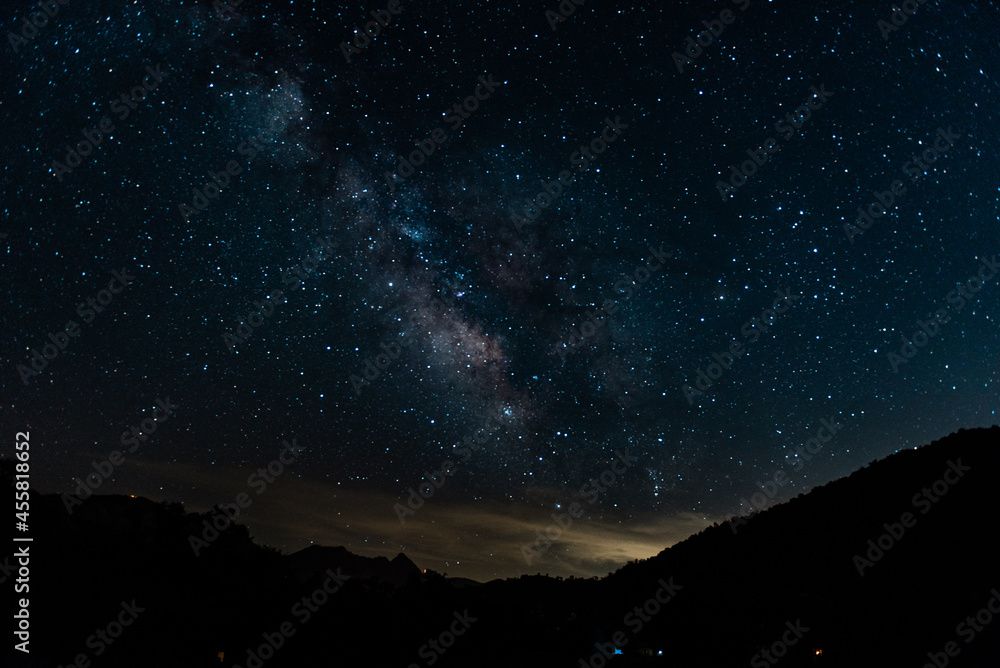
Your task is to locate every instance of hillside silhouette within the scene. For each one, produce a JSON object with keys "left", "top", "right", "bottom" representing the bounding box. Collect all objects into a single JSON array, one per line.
[{"left": 2, "top": 426, "right": 998, "bottom": 667}]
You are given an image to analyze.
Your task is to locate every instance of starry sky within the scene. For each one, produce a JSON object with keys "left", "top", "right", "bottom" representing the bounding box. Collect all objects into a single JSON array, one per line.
[{"left": 3, "top": 0, "right": 999, "bottom": 582}]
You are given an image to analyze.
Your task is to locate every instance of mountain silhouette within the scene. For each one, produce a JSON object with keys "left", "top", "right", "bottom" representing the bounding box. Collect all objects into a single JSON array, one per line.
[
  {"left": 286, "top": 544, "right": 421, "bottom": 587},
  {"left": 2, "top": 425, "right": 998, "bottom": 667}
]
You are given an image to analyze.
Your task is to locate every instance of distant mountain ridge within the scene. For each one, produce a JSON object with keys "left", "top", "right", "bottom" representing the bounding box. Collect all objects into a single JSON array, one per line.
[{"left": 286, "top": 544, "right": 421, "bottom": 587}]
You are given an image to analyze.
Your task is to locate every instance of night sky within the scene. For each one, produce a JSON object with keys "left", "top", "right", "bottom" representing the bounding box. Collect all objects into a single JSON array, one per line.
[{"left": 3, "top": 0, "right": 999, "bottom": 582}]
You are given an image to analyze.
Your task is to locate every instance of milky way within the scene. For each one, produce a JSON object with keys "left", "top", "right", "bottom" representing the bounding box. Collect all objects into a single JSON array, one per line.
[{"left": 3, "top": 0, "right": 999, "bottom": 580}]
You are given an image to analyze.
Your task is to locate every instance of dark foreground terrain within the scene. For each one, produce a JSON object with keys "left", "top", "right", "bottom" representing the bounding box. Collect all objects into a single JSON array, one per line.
[{"left": 3, "top": 426, "right": 999, "bottom": 667}]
